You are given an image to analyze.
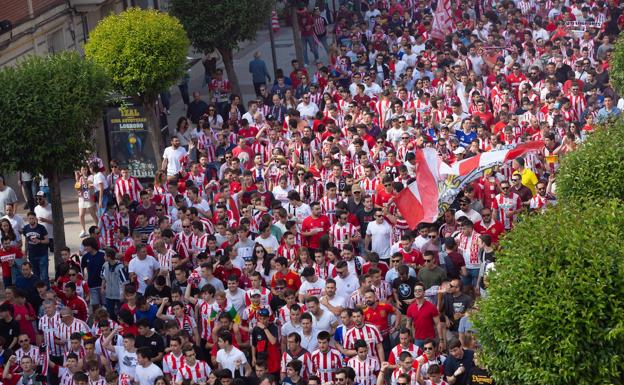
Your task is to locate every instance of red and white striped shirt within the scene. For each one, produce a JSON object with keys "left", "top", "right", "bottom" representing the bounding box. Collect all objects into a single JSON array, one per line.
[
  {"left": 54, "top": 319, "right": 89, "bottom": 354},
  {"left": 163, "top": 351, "right": 185, "bottom": 378},
  {"left": 176, "top": 360, "right": 212, "bottom": 383},
  {"left": 320, "top": 197, "right": 339, "bottom": 225},
  {"left": 39, "top": 312, "right": 62, "bottom": 356},
  {"left": 491, "top": 193, "right": 522, "bottom": 230},
  {"left": 347, "top": 355, "right": 380, "bottom": 385},
  {"left": 391, "top": 367, "right": 418, "bottom": 385},
  {"left": 277, "top": 244, "right": 300, "bottom": 262},
  {"left": 156, "top": 248, "right": 176, "bottom": 272},
  {"left": 343, "top": 324, "right": 383, "bottom": 361},
  {"left": 15, "top": 345, "right": 40, "bottom": 366},
  {"left": 197, "top": 299, "right": 220, "bottom": 340},
  {"left": 281, "top": 349, "right": 314, "bottom": 378},
  {"left": 311, "top": 347, "right": 343, "bottom": 382},
  {"left": 176, "top": 232, "right": 195, "bottom": 250},
  {"left": 330, "top": 222, "right": 359, "bottom": 250},
  {"left": 99, "top": 212, "right": 118, "bottom": 247},
  {"left": 114, "top": 176, "right": 143, "bottom": 203},
  {"left": 88, "top": 376, "right": 107, "bottom": 385},
  {"left": 59, "top": 367, "right": 76, "bottom": 385},
  {"left": 388, "top": 343, "right": 423, "bottom": 365}
]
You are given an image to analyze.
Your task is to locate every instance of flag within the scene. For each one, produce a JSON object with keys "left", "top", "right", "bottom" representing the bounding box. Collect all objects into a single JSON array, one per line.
[
  {"left": 431, "top": 0, "right": 453, "bottom": 41},
  {"left": 437, "top": 141, "right": 545, "bottom": 215},
  {"left": 395, "top": 148, "right": 444, "bottom": 229},
  {"left": 210, "top": 299, "right": 240, "bottom": 324},
  {"left": 443, "top": 141, "right": 545, "bottom": 176}
]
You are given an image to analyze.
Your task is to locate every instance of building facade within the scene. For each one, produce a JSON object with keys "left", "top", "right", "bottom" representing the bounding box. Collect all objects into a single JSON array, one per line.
[{"left": 0, "top": 0, "right": 168, "bottom": 68}]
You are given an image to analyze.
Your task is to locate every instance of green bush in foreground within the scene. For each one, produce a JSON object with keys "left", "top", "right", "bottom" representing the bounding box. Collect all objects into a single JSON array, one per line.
[
  {"left": 474, "top": 200, "right": 624, "bottom": 385},
  {"left": 556, "top": 119, "right": 624, "bottom": 203}
]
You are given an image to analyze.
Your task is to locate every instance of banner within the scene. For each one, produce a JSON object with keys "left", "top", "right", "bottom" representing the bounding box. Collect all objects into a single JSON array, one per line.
[
  {"left": 437, "top": 142, "right": 544, "bottom": 216},
  {"left": 105, "top": 104, "right": 158, "bottom": 180},
  {"left": 431, "top": 0, "right": 453, "bottom": 41}
]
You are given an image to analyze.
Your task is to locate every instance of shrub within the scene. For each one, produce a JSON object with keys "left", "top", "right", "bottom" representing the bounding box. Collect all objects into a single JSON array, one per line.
[
  {"left": 474, "top": 200, "right": 624, "bottom": 385},
  {"left": 556, "top": 120, "right": 624, "bottom": 203}
]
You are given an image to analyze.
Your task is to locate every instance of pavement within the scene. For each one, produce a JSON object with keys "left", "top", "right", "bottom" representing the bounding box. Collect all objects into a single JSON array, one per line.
[{"left": 6, "top": 24, "right": 332, "bottom": 277}]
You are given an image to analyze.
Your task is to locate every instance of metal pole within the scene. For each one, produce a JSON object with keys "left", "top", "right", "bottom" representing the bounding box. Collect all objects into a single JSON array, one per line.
[{"left": 268, "top": 9, "right": 278, "bottom": 79}]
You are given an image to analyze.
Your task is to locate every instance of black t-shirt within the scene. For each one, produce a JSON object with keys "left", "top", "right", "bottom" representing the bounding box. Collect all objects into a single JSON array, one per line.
[
  {"left": 468, "top": 366, "right": 495, "bottom": 385},
  {"left": 441, "top": 293, "right": 474, "bottom": 331},
  {"left": 445, "top": 349, "right": 475, "bottom": 385},
  {"left": 0, "top": 318, "right": 20, "bottom": 349},
  {"left": 144, "top": 285, "right": 172, "bottom": 301},
  {"left": 392, "top": 276, "right": 418, "bottom": 314},
  {"left": 135, "top": 332, "right": 165, "bottom": 362},
  {"left": 356, "top": 208, "right": 375, "bottom": 236},
  {"left": 269, "top": 295, "right": 286, "bottom": 313},
  {"left": 22, "top": 224, "right": 48, "bottom": 257}
]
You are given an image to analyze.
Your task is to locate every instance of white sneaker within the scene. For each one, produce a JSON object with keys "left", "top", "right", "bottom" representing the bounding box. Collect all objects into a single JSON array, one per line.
[{"left": 79, "top": 230, "right": 87, "bottom": 238}]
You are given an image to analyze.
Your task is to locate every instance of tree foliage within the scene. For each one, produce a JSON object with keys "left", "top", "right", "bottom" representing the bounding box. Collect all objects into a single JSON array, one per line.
[
  {"left": 169, "top": 0, "right": 273, "bottom": 53},
  {"left": 556, "top": 120, "right": 624, "bottom": 203},
  {"left": 473, "top": 200, "right": 624, "bottom": 385},
  {"left": 610, "top": 33, "right": 624, "bottom": 95},
  {"left": 84, "top": 7, "right": 189, "bottom": 102},
  {"left": 0, "top": 52, "right": 108, "bottom": 174}
]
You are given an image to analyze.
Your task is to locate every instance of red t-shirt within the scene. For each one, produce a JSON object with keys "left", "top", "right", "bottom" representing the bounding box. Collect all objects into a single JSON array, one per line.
[
  {"left": 474, "top": 220, "right": 506, "bottom": 244},
  {"left": 271, "top": 270, "right": 301, "bottom": 291},
  {"left": 301, "top": 214, "right": 331, "bottom": 249},
  {"left": 400, "top": 248, "right": 424, "bottom": 266},
  {"left": 406, "top": 300, "right": 439, "bottom": 340},
  {"left": 374, "top": 189, "right": 394, "bottom": 207},
  {"left": 0, "top": 247, "right": 23, "bottom": 279},
  {"left": 364, "top": 302, "right": 395, "bottom": 335}
]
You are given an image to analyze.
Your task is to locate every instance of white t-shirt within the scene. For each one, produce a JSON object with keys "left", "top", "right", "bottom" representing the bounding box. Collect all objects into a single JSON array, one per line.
[
  {"left": 320, "top": 295, "right": 347, "bottom": 316},
  {"left": 296, "top": 102, "right": 320, "bottom": 120},
  {"left": 299, "top": 278, "right": 326, "bottom": 299},
  {"left": 92, "top": 171, "right": 109, "bottom": 191},
  {"left": 34, "top": 204, "right": 53, "bottom": 238},
  {"left": 255, "top": 235, "right": 280, "bottom": 255},
  {"left": 366, "top": 220, "right": 393, "bottom": 258},
  {"left": 128, "top": 255, "right": 160, "bottom": 294},
  {"left": 163, "top": 146, "right": 188, "bottom": 176},
  {"left": 311, "top": 309, "right": 337, "bottom": 332},
  {"left": 335, "top": 273, "right": 360, "bottom": 299},
  {"left": 216, "top": 347, "right": 247, "bottom": 377},
  {"left": 226, "top": 288, "right": 246, "bottom": 314},
  {"left": 114, "top": 346, "right": 137, "bottom": 378},
  {"left": 272, "top": 185, "right": 293, "bottom": 208},
  {"left": 135, "top": 363, "right": 163, "bottom": 385}
]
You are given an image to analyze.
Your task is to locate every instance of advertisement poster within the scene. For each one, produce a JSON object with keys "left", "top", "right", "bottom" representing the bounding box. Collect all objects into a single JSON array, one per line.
[{"left": 105, "top": 104, "right": 158, "bottom": 180}]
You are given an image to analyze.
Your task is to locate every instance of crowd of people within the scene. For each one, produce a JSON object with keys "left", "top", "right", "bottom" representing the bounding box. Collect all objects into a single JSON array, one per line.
[{"left": 1, "top": 0, "right": 621, "bottom": 384}]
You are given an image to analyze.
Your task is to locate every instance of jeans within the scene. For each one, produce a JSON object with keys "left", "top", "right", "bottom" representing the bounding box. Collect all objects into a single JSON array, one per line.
[
  {"left": 301, "top": 35, "right": 319, "bottom": 65},
  {"left": 105, "top": 298, "right": 121, "bottom": 321},
  {"left": 462, "top": 268, "right": 480, "bottom": 288},
  {"left": 30, "top": 254, "right": 49, "bottom": 284},
  {"left": 317, "top": 34, "right": 330, "bottom": 54},
  {"left": 90, "top": 287, "right": 103, "bottom": 306},
  {"left": 178, "top": 82, "right": 190, "bottom": 106}
]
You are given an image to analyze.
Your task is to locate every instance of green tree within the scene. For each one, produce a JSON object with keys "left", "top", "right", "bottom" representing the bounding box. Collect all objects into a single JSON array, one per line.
[
  {"left": 85, "top": 7, "right": 189, "bottom": 164},
  {"left": 609, "top": 34, "right": 624, "bottom": 94},
  {"left": 0, "top": 52, "right": 109, "bottom": 263},
  {"left": 169, "top": 0, "right": 274, "bottom": 98},
  {"left": 474, "top": 200, "right": 624, "bottom": 385},
  {"left": 556, "top": 120, "right": 624, "bottom": 203}
]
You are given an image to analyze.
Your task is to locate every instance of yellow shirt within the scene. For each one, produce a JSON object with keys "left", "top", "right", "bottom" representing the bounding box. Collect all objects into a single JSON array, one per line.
[{"left": 513, "top": 168, "right": 538, "bottom": 196}]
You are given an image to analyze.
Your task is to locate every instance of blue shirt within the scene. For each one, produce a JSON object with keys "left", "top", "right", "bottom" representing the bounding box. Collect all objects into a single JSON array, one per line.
[
  {"left": 22, "top": 223, "right": 48, "bottom": 257},
  {"left": 455, "top": 130, "right": 477, "bottom": 148},
  {"left": 81, "top": 250, "right": 105, "bottom": 288},
  {"left": 135, "top": 304, "right": 158, "bottom": 326},
  {"left": 249, "top": 58, "right": 271, "bottom": 83},
  {"left": 596, "top": 106, "right": 621, "bottom": 122}
]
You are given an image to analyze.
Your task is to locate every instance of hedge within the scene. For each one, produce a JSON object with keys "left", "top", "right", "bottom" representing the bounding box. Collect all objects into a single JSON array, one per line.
[{"left": 473, "top": 200, "right": 624, "bottom": 385}]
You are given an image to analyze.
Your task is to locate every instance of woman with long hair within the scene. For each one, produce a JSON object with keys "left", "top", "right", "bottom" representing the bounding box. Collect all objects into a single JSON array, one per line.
[
  {"left": 205, "top": 104, "right": 224, "bottom": 130},
  {"left": 153, "top": 170, "right": 168, "bottom": 196},
  {"left": 75, "top": 165, "right": 98, "bottom": 238},
  {"left": 290, "top": 247, "right": 313, "bottom": 274},
  {"left": 175, "top": 117, "right": 193, "bottom": 149}
]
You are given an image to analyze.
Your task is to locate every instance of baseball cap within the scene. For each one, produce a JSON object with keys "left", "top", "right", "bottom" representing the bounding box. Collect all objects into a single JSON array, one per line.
[
  {"left": 351, "top": 185, "right": 362, "bottom": 193},
  {"left": 36, "top": 191, "right": 45, "bottom": 197},
  {"left": 453, "top": 147, "right": 466, "bottom": 155},
  {"left": 258, "top": 308, "right": 270, "bottom": 317},
  {"left": 249, "top": 289, "right": 261, "bottom": 297}
]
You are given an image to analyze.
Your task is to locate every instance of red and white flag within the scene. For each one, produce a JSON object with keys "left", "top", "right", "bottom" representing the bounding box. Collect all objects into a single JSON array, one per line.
[
  {"left": 444, "top": 141, "right": 545, "bottom": 176},
  {"left": 395, "top": 148, "right": 443, "bottom": 229},
  {"left": 431, "top": 0, "right": 453, "bottom": 41}
]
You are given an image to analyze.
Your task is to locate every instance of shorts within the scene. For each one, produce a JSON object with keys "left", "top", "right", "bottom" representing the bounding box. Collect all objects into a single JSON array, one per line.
[{"left": 78, "top": 197, "right": 94, "bottom": 209}]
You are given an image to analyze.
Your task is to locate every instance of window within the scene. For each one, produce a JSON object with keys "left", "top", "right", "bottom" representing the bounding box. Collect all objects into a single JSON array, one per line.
[{"left": 47, "top": 29, "right": 65, "bottom": 54}]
